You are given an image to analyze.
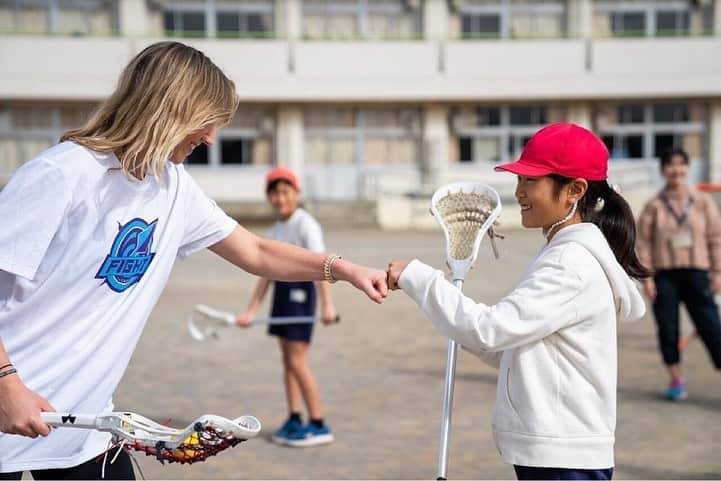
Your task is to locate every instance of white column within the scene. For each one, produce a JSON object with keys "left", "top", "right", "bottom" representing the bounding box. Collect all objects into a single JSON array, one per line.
[
  {"left": 276, "top": 106, "right": 304, "bottom": 176},
  {"left": 422, "top": 105, "right": 451, "bottom": 191},
  {"left": 567, "top": 102, "right": 593, "bottom": 129},
  {"left": 567, "top": 0, "right": 593, "bottom": 38},
  {"left": 118, "top": 0, "right": 148, "bottom": 36},
  {"left": 709, "top": 100, "right": 721, "bottom": 184},
  {"left": 276, "top": 0, "right": 302, "bottom": 39},
  {"left": 423, "top": 0, "right": 449, "bottom": 40},
  {"left": 714, "top": 0, "right": 721, "bottom": 35}
]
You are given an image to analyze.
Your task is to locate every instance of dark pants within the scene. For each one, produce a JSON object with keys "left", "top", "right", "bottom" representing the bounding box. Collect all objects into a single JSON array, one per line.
[
  {"left": 0, "top": 447, "right": 134, "bottom": 480},
  {"left": 514, "top": 465, "right": 613, "bottom": 480},
  {"left": 653, "top": 269, "right": 721, "bottom": 369}
]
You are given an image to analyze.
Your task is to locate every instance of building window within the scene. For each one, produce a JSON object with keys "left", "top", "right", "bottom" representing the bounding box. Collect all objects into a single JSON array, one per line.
[
  {"left": 450, "top": 104, "right": 564, "bottom": 163},
  {"left": 304, "top": 107, "right": 422, "bottom": 167},
  {"left": 160, "top": 0, "right": 274, "bottom": 38},
  {"left": 185, "top": 107, "right": 275, "bottom": 167},
  {"left": 595, "top": 102, "right": 706, "bottom": 161},
  {"left": 452, "top": 0, "right": 566, "bottom": 39},
  {"left": 593, "top": 0, "right": 711, "bottom": 37},
  {"left": 302, "top": 0, "right": 422, "bottom": 40},
  {"left": 0, "top": 103, "right": 96, "bottom": 175},
  {"left": 0, "top": 0, "right": 117, "bottom": 35}
]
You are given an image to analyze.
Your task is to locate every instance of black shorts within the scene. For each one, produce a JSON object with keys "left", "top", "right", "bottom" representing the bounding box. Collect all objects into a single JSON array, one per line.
[
  {"left": 0, "top": 446, "right": 134, "bottom": 480},
  {"left": 268, "top": 281, "right": 316, "bottom": 343}
]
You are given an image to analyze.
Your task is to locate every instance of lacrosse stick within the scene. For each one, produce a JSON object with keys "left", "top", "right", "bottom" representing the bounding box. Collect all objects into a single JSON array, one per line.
[
  {"left": 187, "top": 304, "right": 339, "bottom": 341},
  {"left": 41, "top": 411, "right": 261, "bottom": 465},
  {"left": 430, "top": 182, "right": 502, "bottom": 480}
]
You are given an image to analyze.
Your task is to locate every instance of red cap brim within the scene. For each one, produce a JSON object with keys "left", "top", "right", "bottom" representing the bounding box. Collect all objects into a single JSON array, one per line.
[{"left": 494, "top": 161, "right": 554, "bottom": 177}]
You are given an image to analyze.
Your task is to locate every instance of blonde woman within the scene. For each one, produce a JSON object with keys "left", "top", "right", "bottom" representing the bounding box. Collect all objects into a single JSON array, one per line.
[{"left": 0, "top": 42, "right": 387, "bottom": 480}]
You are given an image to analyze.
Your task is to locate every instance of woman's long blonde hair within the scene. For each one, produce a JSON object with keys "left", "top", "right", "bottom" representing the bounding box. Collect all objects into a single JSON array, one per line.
[{"left": 62, "top": 41, "right": 239, "bottom": 179}]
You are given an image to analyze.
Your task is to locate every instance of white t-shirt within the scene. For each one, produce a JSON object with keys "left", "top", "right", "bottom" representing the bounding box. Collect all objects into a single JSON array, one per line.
[
  {"left": 266, "top": 208, "right": 325, "bottom": 253},
  {"left": 0, "top": 142, "right": 237, "bottom": 472}
]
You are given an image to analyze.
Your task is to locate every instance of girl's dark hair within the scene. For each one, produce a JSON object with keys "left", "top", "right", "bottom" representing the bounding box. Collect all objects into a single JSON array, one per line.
[
  {"left": 266, "top": 178, "right": 294, "bottom": 194},
  {"left": 549, "top": 174, "right": 650, "bottom": 280},
  {"left": 660, "top": 147, "right": 689, "bottom": 168}
]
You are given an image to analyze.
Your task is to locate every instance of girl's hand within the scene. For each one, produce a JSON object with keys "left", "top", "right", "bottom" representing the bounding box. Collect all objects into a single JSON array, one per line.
[
  {"left": 0, "top": 375, "right": 54, "bottom": 438},
  {"left": 321, "top": 305, "right": 338, "bottom": 326},
  {"left": 235, "top": 310, "right": 256, "bottom": 328},
  {"left": 643, "top": 278, "right": 657, "bottom": 302},
  {"left": 387, "top": 260, "right": 410, "bottom": 291}
]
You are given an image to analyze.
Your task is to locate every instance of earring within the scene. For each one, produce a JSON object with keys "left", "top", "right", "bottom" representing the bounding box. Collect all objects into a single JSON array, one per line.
[{"left": 594, "top": 197, "right": 605, "bottom": 212}]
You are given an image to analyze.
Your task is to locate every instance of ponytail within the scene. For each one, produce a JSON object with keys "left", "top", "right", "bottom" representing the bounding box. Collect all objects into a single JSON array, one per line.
[{"left": 549, "top": 175, "right": 650, "bottom": 280}]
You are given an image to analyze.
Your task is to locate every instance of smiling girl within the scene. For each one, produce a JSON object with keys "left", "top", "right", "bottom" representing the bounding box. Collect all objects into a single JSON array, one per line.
[{"left": 387, "top": 123, "right": 648, "bottom": 480}]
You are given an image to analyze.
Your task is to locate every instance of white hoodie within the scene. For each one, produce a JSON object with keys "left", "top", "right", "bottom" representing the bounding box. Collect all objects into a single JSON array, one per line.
[{"left": 399, "top": 223, "right": 646, "bottom": 469}]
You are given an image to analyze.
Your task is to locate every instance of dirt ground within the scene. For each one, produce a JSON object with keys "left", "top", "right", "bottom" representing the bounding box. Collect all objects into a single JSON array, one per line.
[{"left": 115, "top": 227, "right": 721, "bottom": 479}]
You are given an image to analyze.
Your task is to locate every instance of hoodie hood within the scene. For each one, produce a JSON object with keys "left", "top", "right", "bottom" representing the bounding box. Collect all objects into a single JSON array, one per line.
[{"left": 549, "top": 223, "right": 646, "bottom": 322}]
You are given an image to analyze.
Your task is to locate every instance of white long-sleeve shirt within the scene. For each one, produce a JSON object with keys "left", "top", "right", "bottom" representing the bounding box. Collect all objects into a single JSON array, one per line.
[{"left": 399, "top": 223, "right": 645, "bottom": 469}]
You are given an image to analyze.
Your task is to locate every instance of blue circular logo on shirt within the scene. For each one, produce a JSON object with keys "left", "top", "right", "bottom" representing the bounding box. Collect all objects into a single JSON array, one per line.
[{"left": 95, "top": 218, "right": 158, "bottom": 293}]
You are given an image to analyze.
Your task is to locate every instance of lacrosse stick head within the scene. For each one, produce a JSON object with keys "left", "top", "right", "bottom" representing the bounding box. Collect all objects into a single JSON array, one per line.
[
  {"left": 430, "top": 182, "right": 502, "bottom": 281},
  {"left": 187, "top": 304, "right": 235, "bottom": 342},
  {"left": 117, "top": 413, "right": 261, "bottom": 465}
]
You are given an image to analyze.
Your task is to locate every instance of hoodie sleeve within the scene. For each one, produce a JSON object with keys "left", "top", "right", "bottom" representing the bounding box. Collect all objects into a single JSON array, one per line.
[{"left": 398, "top": 257, "right": 583, "bottom": 353}]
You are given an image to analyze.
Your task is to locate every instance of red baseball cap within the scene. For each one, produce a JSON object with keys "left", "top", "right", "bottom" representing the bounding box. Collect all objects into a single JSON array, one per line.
[
  {"left": 494, "top": 122, "right": 609, "bottom": 181},
  {"left": 266, "top": 166, "right": 300, "bottom": 192}
]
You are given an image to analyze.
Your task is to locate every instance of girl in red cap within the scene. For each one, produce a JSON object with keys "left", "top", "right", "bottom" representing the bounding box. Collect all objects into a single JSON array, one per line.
[
  {"left": 387, "top": 123, "right": 648, "bottom": 480},
  {"left": 235, "top": 167, "right": 337, "bottom": 447}
]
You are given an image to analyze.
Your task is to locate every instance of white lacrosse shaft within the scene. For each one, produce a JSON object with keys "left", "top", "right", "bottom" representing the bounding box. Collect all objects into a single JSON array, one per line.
[
  {"left": 430, "top": 182, "right": 502, "bottom": 480},
  {"left": 41, "top": 413, "right": 103, "bottom": 429},
  {"left": 437, "top": 280, "right": 463, "bottom": 481}
]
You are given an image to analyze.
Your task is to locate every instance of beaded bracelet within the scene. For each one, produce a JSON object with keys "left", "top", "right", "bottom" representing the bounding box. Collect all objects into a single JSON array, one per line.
[
  {"left": 0, "top": 368, "right": 17, "bottom": 379},
  {"left": 323, "top": 254, "right": 342, "bottom": 284}
]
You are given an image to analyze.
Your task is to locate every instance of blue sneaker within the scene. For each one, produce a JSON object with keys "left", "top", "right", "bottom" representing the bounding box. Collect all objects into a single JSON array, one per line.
[
  {"left": 284, "top": 423, "right": 334, "bottom": 447},
  {"left": 664, "top": 380, "right": 687, "bottom": 401},
  {"left": 271, "top": 417, "right": 303, "bottom": 445}
]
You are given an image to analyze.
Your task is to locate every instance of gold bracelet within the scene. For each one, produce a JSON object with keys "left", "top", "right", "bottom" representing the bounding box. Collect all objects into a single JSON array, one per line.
[{"left": 323, "top": 254, "right": 342, "bottom": 283}]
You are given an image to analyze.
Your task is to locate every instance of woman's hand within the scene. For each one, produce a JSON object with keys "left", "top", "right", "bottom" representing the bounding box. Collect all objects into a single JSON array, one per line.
[
  {"left": 0, "top": 375, "right": 54, "bottom": 438},
  {"left": 335, "top": 261, "right": 388, "bottom": 304},
  {"left": 643, "top": 278, "right": 657, "bottom": 302},
  {"left": 387, "top": 260, "right": 410, "bottom": 291}
]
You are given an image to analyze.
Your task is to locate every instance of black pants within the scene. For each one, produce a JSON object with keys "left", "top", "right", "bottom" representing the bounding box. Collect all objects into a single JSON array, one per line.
[
  {"left": 0, "top": 447, "right": 134, "bottom": 480},
  {"left": 653, "top": 269, "right": 721, "bottom": 369},
  {"left": 514, "top": 465, "right": 613, "bottom": 480}
]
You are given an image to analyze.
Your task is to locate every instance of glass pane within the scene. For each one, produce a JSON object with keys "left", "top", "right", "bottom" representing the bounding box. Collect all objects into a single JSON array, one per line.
[
  {"left": 365, "top": 137, "right": 388, "bottom": 165},
  {"left": 473, "top": 137, "right": 500, "bottom": 162},
  {"left": 186, "top": 143, "right": 208, "bottom": 164},
  {"left": 624, "top": 135, "right": 644, "bottom": 158},
  {"left": 221, "top": 138, "right": 247, "bottom": 164},
  {"left": 601, "top": 135, "right": 615, "bottom": 158},
  {"left": 612, "top": 11, "right": 645, "bottom": 36},
  {"left": 252, "top": 138, "right": 272, "bottom": 165},
  {"left": 656, "top": 10, "right": 688, "bottom": 36},
  {"left": 462, "top": 14, "right": 500, "bottom": 37},
  {"left": 330, "top": 138, "right": 355, "bottom": 165},
  {"left": 509, "top": 106, "right": 545, "bottom": 125},
  {"left": 10, "top": 106, "right": 54, "bottom": 129},
  {"left": 681, "top": 133, "right": 704, "bottom": 159},
  {"left": 60, "top": 104, "right": 95, "bottom": 128},
  {"left": 247, "top": 12, "right": 271, "bottom": 32},
  {"left": 16, "top": 7, "right": 49, "bottom": 33},
  {"left": 217, "top": 12, "right": 239, "bottom": 33},
  {"left": 163, "top": 11, "right": 174, "bottom": 31},
  {"left": 326, "top": 14, "right": 357, "bottom": 38},
  {"left": 304, "top": 14, "right": 326, "bottom": 38},
  {"left": 618, "top": 104, "right": 644, "bottom": 124},
  {"left": 654, "top": 134, "right": 676, "bottom": 158},
  {"left": 330, "top": 109, "right": 355, "bottom": 128},
  {"left": 305, "top": 137, "right": 329, "bottom": 165},
  {"left": 365, "top": 109, "right": 398, "bottom": 129},
  {"left": 181, "top": 11, "right": 205, "bottom": 36},
  {"left": 390, "top": 138, "right": 417, "bottom": 164},
  {"left": 653, "top": 103, "right": 688, "bottom": 123},
  {"left": 459, "top": 137, "right": 472, "bottom": 162},
  {"left": 478, "top": 107, "right": 501, "bottom": 126}
]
